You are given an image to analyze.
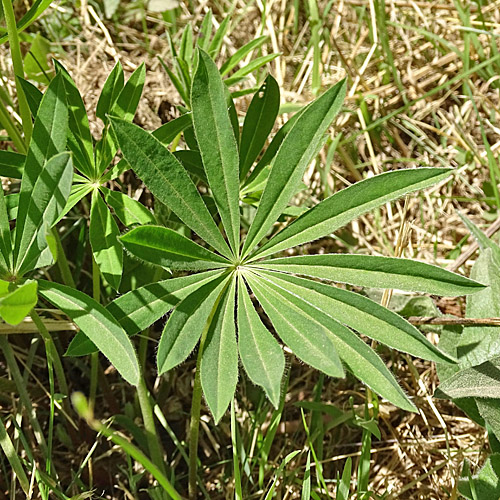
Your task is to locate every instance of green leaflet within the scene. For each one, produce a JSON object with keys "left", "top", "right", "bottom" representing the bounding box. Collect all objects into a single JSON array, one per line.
[
  {"left": 174, "top": 150, "right": 208, "bottom": 183},
  {"left": 242, "top": 79, "right": 346, "bottom": 258},
  {"left": 458, "top": 455, "right": 500, "bottom": 500},
  {"left": 67, "top": 270, "right": 224, "bottom": 356},
  {"left": 14, "top": 73, "right": 68, "bottom": 262},
  {"left": 109, "top": 117, "right": 232, "bottom": 259},
  {"left": 191, "top": 49, "right": 240, "bottom": 254},
  {"left": 253, "top": 254, "right": 484, "bottom": 296},
  {"left": 120, "top": 225, "right": 231, "bottom": 271},
  {"left": 90, "top": 191, "right": 123, "bottom": 290},
  {"left": 102, "top": 188, "right": 156, "bottom": 226},
  {"left": 239, "top": 75, "right": 280, "bottom": 180},
  {"left": 224, "top": 54, "right": 280, "bottom": 86},
  {"left": 96, "top": 61, "right": 125, "bottom": 123},
  {"left": 0, "top": 150, "right": 24, "bottom": 179},
  {"left": 56, "top": 62, "right": 94, "bottom": 178},
  {"left": 15, "top": 152, "right": 73, "bottom": 275},
  {"left": 237, "top": 274, "right": 284, "bottom": 408},
  {"left": 96, "top": 63, "right": 146, "bottom": 175},
  {"left": 249, "top": 167, "right": 453, "bottom": 261},
  {"left": 153, "top": 113, "right": 192, "bottom": 145},
  {"left": 201, "top": 279, "right": 238, "bottom": 423},
  {"left": 38, "top": 280, "right": 140, "bottom": 386},
  {"left": 17, "top": 77, "right": 42, "bottom": 117},
  {"left": 436, "top": 356, "right": 500, "bottom": 400},
  {"left": 0, "top": 280, "right": 37, "bottom": 325},
  {"left": 157, "top": 273, "right": 231, "bottom": 374},
  {"left": 255, "top": 270, "right": 456, "bottom": 364},
  {"left": 245, "top": 271, "right": 344, "bottom": 378}
]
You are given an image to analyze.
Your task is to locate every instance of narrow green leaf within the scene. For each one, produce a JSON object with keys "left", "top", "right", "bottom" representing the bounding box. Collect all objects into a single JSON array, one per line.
[
  {"left": 56, "top": 61, "right": 95, "bottom": 178},
  {"left": 254, "top": 254, "right": 485, "bottom": 296},
  {"left": 179, "top": 22, "right": 193, "bottom": 65},
  {"left": 153, "top": 113, "right": 192, "bottom": 145},
  {"left": 102, "top": 187, "right": 156, "bottom": 226},
  {"left": 38, "top": 280, "right": 140, "bottom": 386},
  {"left": 237, "top": 274, "right": 284, "bottom": 408},
  {"left": 437, "top": 356, "right": 500, "bottom": 400},
  {"left": 245, "top": 270, "right": 416, "bottom": 410},
  {"left": 158, "top": 56, "right": 190, "bottom": 105},
  {"left": 198, "top": 9, "right": 213, "bottom": 51},
  {"left": 239, "top": 75, "right": 280, "bottom": 180},
  {"left": 191, "top": 49, "right": 240, "bottom": 253},
  {"left": 0, "top": 280, "right": 37, "bottom": 325},
  {"left": 0, "top": 150, "right": 25, "bottom": 179},
  {"left": 201, "top": 279, "right": 238, "bottom": 423},
  {"left": 120, "top": 225, "right": 231, "bottom": 271},
  {"left": 220, "top": 36, "right": 268, "bottom": 76},
  {"left": 53, "top": 182, "right": 94, "bottom": 225},
  {"left": 256, "top": 270, "right": 455, "bottom": 364},
  {"left": 67, "top": 270, "right": 224, "bottom": 356},
  {"left": 224, "top": 54, "right": 281, "bottom": 86},
  {"left": 112, "top": 63, "right": 146, "bottom": 122},
  {"left": 250, "top": 167, "right": 452, "bottom": 261},
  {"left": 15, "top": 152, "right": 73, "bottom": 275},
  {"left": 174, "top": 150, "right": 208, "bottom": 182},
  {"left": 90, "top": 191, "right": 123, "bottom": 290},
  {"left": 14, "top": 73, "right": 68, "bottom": 261},
  {"left": 242, "top": 79, "right": 347, "bottom": 258},
  {"left": 96, "top": 61, "right": 125, "bottom": 122},
  {"left": 245, "top": 272, "right": 344, "bottom": 378},
  {"left": 109, "top": 117, "right": 232, "bottom": 259},
  {"left": 17, "top": 77, "right": 42, "bottom": 117},
  {"left": 157, "top": 273, "right": 231, "bottom": 374}
]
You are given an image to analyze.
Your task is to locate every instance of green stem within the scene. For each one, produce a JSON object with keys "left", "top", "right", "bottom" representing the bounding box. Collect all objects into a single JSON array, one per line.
[
  {"left": 0, "top": 335, "right": 47, "bottom": 454},
  {"left": 30, "top": 310, "right": 69, "bottom": 398},
  {"left": 52, "top": 229, "right": 76, "bottom": 288},
  {"left": 89, "top": 256, "right": 100, "bottom": 410},
  {"left": 136, "top": 376, "right": 167, "bottom": 476},
  {"left": 188, "top": 345, "right": 204, "bottom": 500},
  {"left": 0, "top": 97, "right": 26, "bottom": 153},
  {"left": 231, "top": 399, "right": 243, "bottom": 500},
  {"left": 1, "top": 0, "right": 33, "bottom": 143}
]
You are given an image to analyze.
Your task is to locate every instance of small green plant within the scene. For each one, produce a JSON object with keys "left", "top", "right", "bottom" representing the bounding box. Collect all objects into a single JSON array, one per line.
[
  {"left": 436, "top": 215, "right": 500, "bottom": 499},
  {"left": 106, "top": 48, "right": 483, "bottom": 495}
]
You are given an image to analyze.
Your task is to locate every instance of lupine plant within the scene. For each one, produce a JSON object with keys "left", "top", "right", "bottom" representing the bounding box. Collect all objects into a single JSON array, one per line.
[{"left": 104, "top": 49, "right": 483, "bottom": 494}]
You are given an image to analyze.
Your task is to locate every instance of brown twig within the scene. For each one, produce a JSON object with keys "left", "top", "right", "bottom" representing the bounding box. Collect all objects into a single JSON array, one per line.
[{"left": 408, "top": 316, "right": 500, "bottom": 327}]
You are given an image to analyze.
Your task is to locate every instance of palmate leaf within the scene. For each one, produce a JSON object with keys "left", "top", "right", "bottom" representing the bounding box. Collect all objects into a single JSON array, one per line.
[
  {"left": 120, "top": 225, "right": 231, "bottom": 271},
  {"left": 38, "top": 280, "right": 140, "bottom": 386},
  {"left": 110, "top": 117, "right": 233, "bottom": 259},
  {"left": 201, "top": 279, "right": 238, "bottom": 423},
  {"left": 237, "top": 274, "right": 284, "bottom": 408},
  {"left": 191, "top": 49, "right": 240, "bottom": 253},
  {"left": 241, "top": 78, "right": 347, "bottom": 258},
  {"left": 248, "top": 167, "right": 453, "bottom": 261},
  {"left": 253, "top": 254, "right": 484, "bottom": 296},
  {"left": 67, "top": 269, "right": 224, "bottom": 356}
]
